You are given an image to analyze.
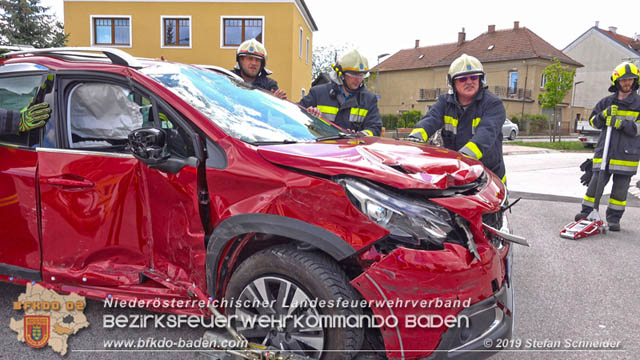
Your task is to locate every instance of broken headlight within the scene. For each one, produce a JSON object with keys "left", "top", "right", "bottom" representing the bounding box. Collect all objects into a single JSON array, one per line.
[{"left": 338, "top": 177, "right": 457, "bottom": 248}]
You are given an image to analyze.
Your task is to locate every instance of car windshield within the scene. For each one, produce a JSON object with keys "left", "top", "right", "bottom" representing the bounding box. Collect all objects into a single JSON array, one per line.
[{"left": 141, "top": 63, "right": 343, "bottom": 144}]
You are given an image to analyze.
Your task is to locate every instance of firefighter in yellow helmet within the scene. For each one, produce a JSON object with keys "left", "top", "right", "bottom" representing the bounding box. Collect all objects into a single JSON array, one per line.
[
  {"left": 574, "top": 61, "right": 640, "bottom": 231},
  {"left": 409, "top": 54, "right": 507, "bottom": 183},
  {"left": 232, "top": 39, "right": 286, "bottom": 99},
  {"left": 299, "top": 49, "right": 382, "bottom": 136}
]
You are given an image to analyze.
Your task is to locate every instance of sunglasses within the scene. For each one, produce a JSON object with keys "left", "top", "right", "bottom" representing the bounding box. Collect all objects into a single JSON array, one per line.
[
  {"left": 455, "top": 75, "right": 480, "bottom": 82},
  {"left": 344, "top": 72, "right": 366, "bottom": 79}
]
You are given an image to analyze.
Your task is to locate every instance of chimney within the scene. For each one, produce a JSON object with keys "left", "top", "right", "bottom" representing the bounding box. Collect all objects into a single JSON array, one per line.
[
  {"left": 514, "top": 21, "right": 519, "bottom": 29},
  {"left": 415, "top": 39, "right": 420, "bottom": 48},
  {"left": 488, "top": 25, "right": 496, "bottom": 33},
  {"left": 457, "top": 27, "right": 466, "bottom": 46},
  {"left": 609, "top": 26, "right": 617, "bottom": 34},
  {"left": 595, "top": 21, "right": 599, "bottom": 28}
]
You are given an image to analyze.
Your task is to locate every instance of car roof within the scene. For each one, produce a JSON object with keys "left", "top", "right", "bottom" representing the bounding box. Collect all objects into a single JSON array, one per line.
[{"left": 1, "top": 47, "right": 143, "bottom": 68}]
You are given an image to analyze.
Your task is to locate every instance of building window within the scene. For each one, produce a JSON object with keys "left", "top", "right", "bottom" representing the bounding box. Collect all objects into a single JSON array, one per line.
[
  {"left": 508, "top": 71, "right": 518, "bottom": 94},
  {"left": 299, "top": 28, "right": 303, "bottom": 58},
  {"left": 163, "top": 17, "right": 191, "bottom": 47},
  {"left": 93, "top": 17, "right": 131, "bottom": 46},
  {"left": 306, "top": 37, "right": 310, "bottom": 64},
  {"left": 540, "top": 74, "right": 547, "bottom": 88},
  {"left": 223, "top": 18, "right": 262, "bottom": 46}
]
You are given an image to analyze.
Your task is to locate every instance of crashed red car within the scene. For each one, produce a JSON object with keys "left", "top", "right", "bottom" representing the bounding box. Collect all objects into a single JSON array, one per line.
[{"left": 0, "top": 48, "right": 520, "bottom": 359}]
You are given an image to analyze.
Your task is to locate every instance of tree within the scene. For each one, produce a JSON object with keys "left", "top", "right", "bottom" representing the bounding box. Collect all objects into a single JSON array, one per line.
[
  {"left": 311, "top": 44, "right": 350, "bottom": 83},
  {"left": 538, "top": 57, "right": 576, "bottom": 142},
  {"left": 0, "top": 0, "right": 68, "bottom": 48}
]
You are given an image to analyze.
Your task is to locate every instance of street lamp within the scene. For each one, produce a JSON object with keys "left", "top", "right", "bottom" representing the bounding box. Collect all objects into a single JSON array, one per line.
[
  {"left": 376, "top": 53, "right": 390, "bottom": 96},
  {"left": 570, "top": 81, "right": 584, "bottom": 134}
]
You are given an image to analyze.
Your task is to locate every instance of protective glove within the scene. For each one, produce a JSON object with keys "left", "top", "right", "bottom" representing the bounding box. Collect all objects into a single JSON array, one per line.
[
  {"left": 620, "top": 119, "right": 638, "bottom": 136},
  {"left": 579, "top": 158, "right": 593, "bottom": 187},
  {"left": 603, "top": 104, "right": 618, "bottom": 128},
  {"left": 407, "top": 128, "right": 427, "bottom": 143},
  {"left": 18, "top": 101, "right": 51, "bottom": 133}
]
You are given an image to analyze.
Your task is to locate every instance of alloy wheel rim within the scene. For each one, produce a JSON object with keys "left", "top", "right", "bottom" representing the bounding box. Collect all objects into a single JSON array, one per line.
[{"left": 235, "top": 276, "right": 324, "bottom": 358}]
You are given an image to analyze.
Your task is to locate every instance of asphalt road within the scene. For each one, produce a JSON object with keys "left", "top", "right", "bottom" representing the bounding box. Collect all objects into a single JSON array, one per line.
[{"left": 1, "top": 151, "right": 639, "bottom": 360}]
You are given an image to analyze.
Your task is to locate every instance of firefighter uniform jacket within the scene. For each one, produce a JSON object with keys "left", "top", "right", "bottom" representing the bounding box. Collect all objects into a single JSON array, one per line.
[
  {"left": 0, "top": 108, "right": 20, "bottom": 135},
  {"left": 414, "top": 88, "right": 506, "bottom": 181},
  {"left": 231, "top": 68, "right": 279, "bottom": 92},
  {"left": 589, "top": 92, "right": 640, "bottom": 175},
  {"left": 299, "top": 82, "right": 382, "bottom": 136}
]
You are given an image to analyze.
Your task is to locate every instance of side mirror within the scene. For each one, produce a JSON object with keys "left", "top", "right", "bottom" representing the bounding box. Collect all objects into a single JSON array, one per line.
[{"left": 127, "top": 127, "right": 169, "bottom": 164}]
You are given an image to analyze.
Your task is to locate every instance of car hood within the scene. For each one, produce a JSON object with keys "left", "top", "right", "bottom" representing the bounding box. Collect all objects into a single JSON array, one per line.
[{"left": 257, "top": 137, "right": 484, "bottom": 190}]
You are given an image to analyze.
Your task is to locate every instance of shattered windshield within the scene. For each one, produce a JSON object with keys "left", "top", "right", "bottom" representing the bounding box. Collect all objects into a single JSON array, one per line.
[{"left": 141, "top": 63, "right": 342, "bottom": 144}]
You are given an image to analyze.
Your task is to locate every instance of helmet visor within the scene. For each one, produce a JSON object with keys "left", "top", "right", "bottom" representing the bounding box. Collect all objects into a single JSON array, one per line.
[{"left": 344, "top": 71, "right": 369, "bottom": 79}]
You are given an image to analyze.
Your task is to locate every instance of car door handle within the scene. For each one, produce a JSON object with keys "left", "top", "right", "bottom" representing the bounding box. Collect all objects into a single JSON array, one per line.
[{"left": 45, "top": 176, "right": 95, "bottom": 188}]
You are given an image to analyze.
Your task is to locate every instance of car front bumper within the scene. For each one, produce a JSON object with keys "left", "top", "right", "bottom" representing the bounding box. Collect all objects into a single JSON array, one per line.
[
  {"left": 351, "top": 242, "right": 512, "bottom": 360},
  {"left": 424, "top": 259, "right": 513, "bottom": 360}
]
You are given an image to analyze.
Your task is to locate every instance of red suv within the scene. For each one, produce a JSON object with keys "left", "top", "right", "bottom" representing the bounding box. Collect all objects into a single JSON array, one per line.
[{"left": 0, "top": 48, "right": 520, "bottom": 359}]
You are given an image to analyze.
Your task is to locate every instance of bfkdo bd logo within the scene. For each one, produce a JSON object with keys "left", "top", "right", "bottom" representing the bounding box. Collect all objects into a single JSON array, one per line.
[{"left": 24, "top": 315, "right": 50, "bottom": 348}]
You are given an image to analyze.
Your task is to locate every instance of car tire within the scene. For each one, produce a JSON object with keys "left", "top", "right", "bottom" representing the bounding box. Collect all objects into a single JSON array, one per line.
[
  {"left": 509, "top": 130, "right": 517, "bottom": 140},
  {"left": 224, "top": 246, "right": 364, "bottom": 360}
]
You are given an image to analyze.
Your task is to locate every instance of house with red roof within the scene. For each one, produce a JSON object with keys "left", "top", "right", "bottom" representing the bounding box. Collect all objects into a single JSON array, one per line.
[
  {"left": 375, "top": 22, "right": 582, "bottom": 134},
  {"left": 564, "top": 23, "right": 640, "bottom": 123}
]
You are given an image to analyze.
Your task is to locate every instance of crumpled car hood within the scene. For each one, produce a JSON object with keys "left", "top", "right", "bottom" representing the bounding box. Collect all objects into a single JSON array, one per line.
[{"left": 257, "top": 137, "right": 484, "bottom": 190}]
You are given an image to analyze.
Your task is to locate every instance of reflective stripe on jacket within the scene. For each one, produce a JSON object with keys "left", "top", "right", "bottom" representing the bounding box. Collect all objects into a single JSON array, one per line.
[
  {"left": 589, "top": 92, "right": 640, "bottom": 175},
  {"left": 299, "top": 82, "right": 382, "bottom": 136},
  {"left": 413, "top": 88, "right": 506, "bottom": 181}
]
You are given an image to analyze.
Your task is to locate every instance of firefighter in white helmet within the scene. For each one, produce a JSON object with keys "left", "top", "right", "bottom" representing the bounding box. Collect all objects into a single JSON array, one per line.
[
  {"left": 299, "top": 49, "right": 381, "bottom": 136},
  {"left": 232, "top": 38, "right": 286, "bottom": 99},
  {"left": 409, "top": 53, "right": 507, "bottom": 183},
  {"left": 574, "top": 62, "right": 640, "bottom": 231}
]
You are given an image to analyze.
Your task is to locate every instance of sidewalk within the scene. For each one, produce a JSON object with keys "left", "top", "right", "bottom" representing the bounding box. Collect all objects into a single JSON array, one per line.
[{"left": 503, "top": 144, "right": 559, "bottom": 155}]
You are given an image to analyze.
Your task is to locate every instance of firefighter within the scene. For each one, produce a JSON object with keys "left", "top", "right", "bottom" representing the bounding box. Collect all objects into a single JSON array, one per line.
[
  {"left": 300, "top": 49, "right": 382, "bottom": 136},
  {"left": 575, "top": 62, "right": 640, "bottom": 231},
  {"left": 0, "top": 102, "right": 51, "bottom": 135},
  {"left": 232, "top": 39, "right": 286, "bottom": 99},
  {"left": 409, "top": 54, "right": 507, "bottom": 182}
]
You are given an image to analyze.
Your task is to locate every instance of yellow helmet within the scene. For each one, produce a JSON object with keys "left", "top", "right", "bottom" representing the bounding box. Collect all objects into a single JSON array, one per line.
[
  {"left": 447, "top": 53, "right": 485, "bottom": 85},
  {"left": 609, "top": 61, "right": 640, "bottom": 92},
  {"left": 334, "top": 49, "right": 369, "bottom": 77},
  {"left": 237, "top": 39, "right": 267, "bottom": 65}
]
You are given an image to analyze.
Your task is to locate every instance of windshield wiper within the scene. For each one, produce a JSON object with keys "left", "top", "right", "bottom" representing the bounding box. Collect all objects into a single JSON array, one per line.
[
  {"left": 316, "top": 132, "right": 362, "bottom": 141},
  {"left": 250, "top": 139, "right": 298, "bottom": 145}
]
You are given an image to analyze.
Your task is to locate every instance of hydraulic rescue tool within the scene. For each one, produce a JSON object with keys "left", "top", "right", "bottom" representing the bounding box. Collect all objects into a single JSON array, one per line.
[{"left": 561, "top": 109, "right": 616, "bottom": 239}]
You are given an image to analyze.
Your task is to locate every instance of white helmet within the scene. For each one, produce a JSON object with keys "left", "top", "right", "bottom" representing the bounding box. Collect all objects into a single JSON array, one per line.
[{"left": 447, "top": 54, "right": 485, "bottom": 87}]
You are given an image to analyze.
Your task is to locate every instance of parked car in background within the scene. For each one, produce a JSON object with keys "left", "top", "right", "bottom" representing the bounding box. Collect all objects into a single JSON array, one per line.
[
  {"left": 576, "top": 119, "right": 600, "bottom": 148},
  {"left": 0, "top": 47, "right": 523, "bottom": 360},
  {"left": 502, "top": 118, "right": 519, "bottom": 140}
]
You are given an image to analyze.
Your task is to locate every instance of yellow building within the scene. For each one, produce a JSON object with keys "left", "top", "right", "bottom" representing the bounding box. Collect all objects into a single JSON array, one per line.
[{"left": 63, "top": 0, "right": 317, "bottom": 100}]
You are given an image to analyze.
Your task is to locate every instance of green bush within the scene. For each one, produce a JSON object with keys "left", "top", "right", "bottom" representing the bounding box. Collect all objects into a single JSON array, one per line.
[
  {"left": 382, "top": 114, "right": 399, "bottom": 130},
  {"left": 400, "top": 110, "right": 422, "bottom": 128},
  {"left": 509, "top": 113, "right": 549, "bottom": 135}
]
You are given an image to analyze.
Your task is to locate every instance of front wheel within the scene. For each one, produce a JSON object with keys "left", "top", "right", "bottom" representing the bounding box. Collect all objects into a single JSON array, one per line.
[
  {"left": 509, "top": 130, "right": 517, "bottom": 140},
  {"left": 224, "top": 246, "right": 365, "bottom": 360}
]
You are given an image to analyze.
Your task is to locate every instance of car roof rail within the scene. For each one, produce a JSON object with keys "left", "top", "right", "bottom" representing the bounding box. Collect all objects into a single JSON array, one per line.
[{"left": 2, "top": 47, "right": 143, "bottom": 68}]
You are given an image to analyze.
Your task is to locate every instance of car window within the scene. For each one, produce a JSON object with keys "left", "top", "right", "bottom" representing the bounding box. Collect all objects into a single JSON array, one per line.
[
  {"left": 141, "top": 63, "right": 343, "bottom": 144},
  {"left": 67, "top": 82, "right": 149, "bottom": 151},
  {"left": 157, "top": 104, "right": 196, "bottom": 159},
  {"left": 0, "top": 74, "right": 47, "bottom": 147}
]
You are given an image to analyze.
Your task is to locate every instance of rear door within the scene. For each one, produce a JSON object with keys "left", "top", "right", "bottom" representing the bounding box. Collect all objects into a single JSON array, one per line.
[
  {"left": 38, "top": 76, "right": 152, "bottom": 286},
  {"left": 0, "top": 71, "right": 49, "bottom": 280},
  {"left": 38, "top": 73, "right": 206, "bottom": 288}
]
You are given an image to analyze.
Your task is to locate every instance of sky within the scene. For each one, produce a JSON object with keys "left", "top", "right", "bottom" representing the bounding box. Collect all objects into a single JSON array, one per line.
[{"left": 41, "top": 0, "right": 639, "bottom": 66}]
